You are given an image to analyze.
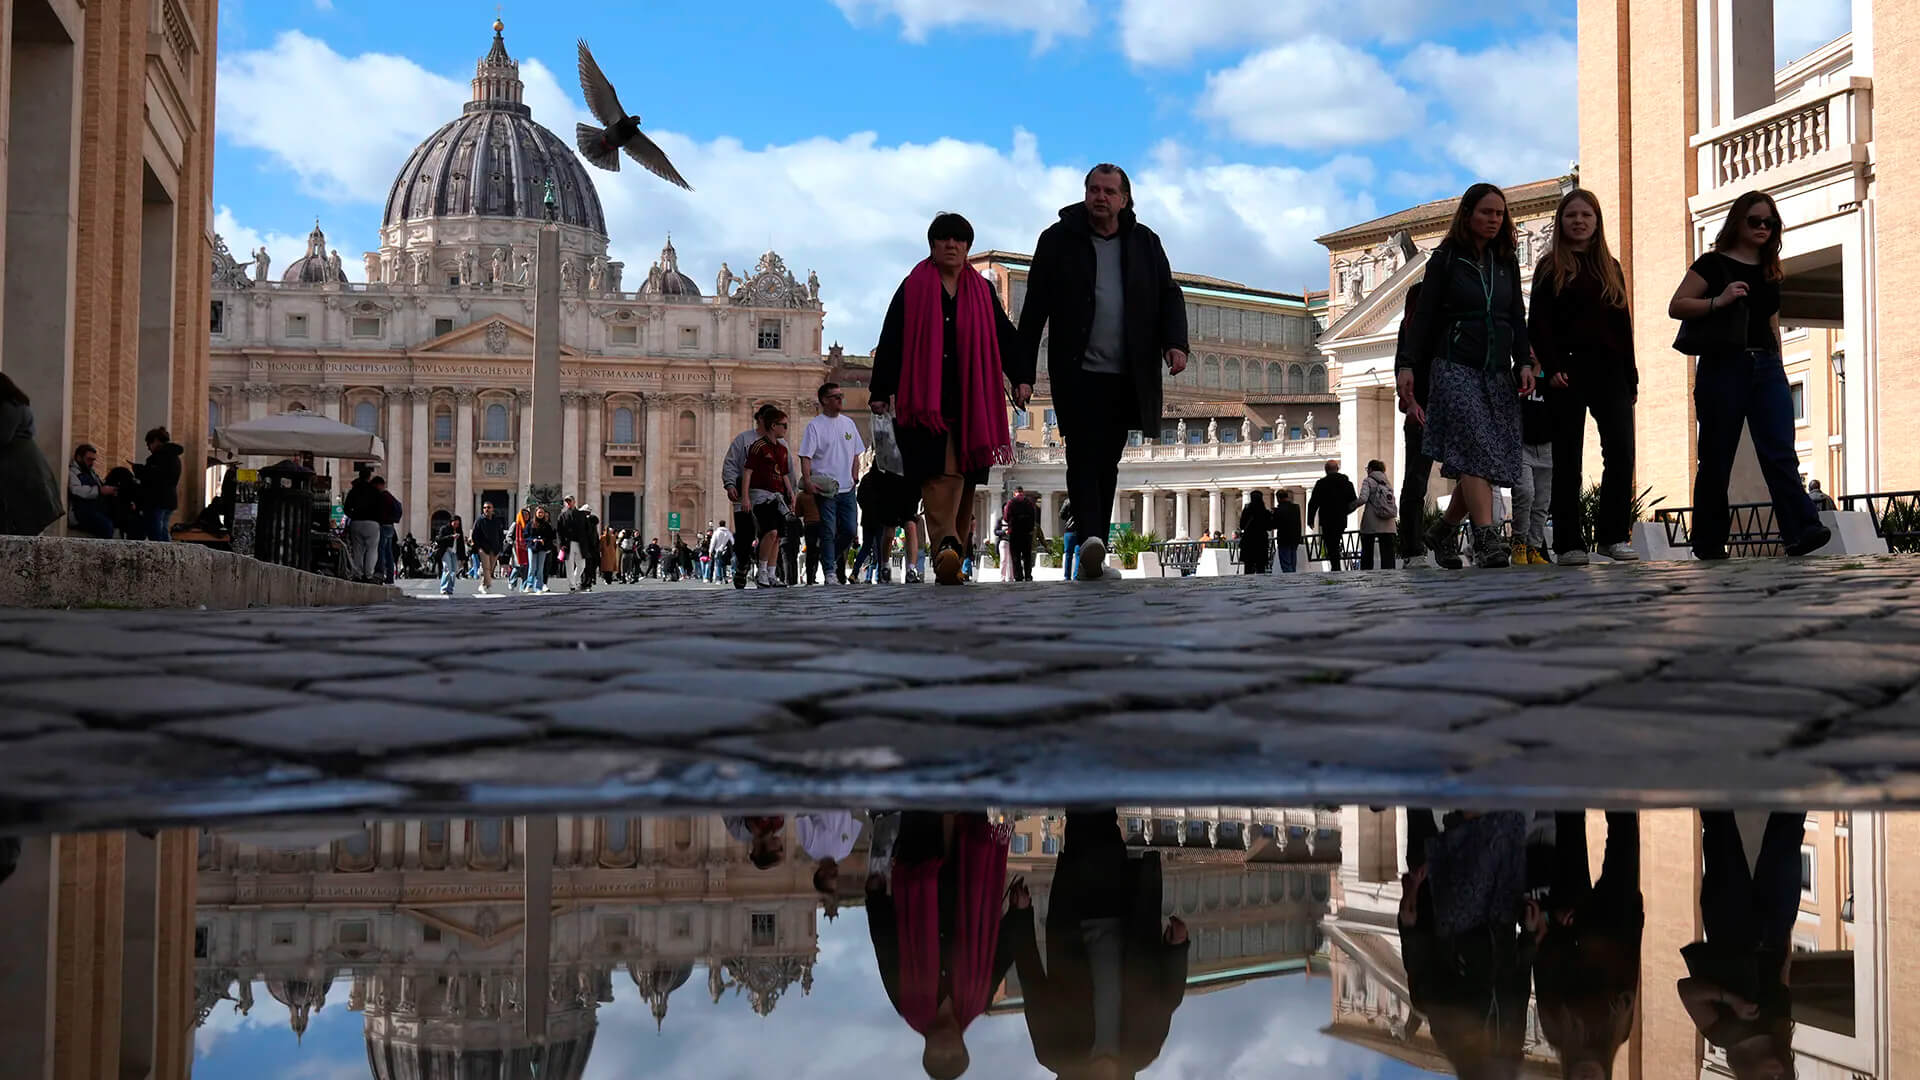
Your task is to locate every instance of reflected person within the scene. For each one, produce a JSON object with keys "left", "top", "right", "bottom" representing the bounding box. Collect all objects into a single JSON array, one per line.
[
  {"left": 1677, "top": 812, "right": 1804, "bottom": 1079},
  {"left": 1399, "top": 809, "right": 1537, "bottom": 1079},
  {"left": 866, "top": 812, "right": 1018, "bottom": 1079},
  {"left": 1007, "top": 808, "right": 1190, "bottom": 1079},
  {"left": 1534, "top": 812, "right": 1643, "bottom": 1080}
]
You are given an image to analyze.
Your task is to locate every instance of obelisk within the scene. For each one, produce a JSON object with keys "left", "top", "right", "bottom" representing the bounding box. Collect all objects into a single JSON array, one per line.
[{"left": 529, "top": 180, "right": 563, "bottom": 493}]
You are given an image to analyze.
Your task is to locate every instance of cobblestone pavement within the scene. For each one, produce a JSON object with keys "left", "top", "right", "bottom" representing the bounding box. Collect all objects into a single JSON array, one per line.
[{"left": 3, "top": 556, "right": 1918, "bottom": 831}]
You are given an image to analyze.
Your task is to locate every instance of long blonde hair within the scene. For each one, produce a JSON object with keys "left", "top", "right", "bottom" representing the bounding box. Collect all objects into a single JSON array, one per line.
[{"left": 1543, "top": 189, "right": 1628, "bottom": 308}]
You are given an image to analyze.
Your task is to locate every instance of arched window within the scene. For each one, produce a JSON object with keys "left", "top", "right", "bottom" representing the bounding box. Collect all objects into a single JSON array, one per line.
[
  {"left": 1224, "top": 358, "right": 1241, "bottom": 391},
  {"left": 1287, "top": 364, "right": 1306, "bottom": 394},
  {"left": 351, "top": 401, "right": 378, "bottom": 434},
  {"left": 433, "top": 406, "right": 452, "bottom": 443},
  {"left": 676, "top": 410, "right": 697, "bottom": 447},
  {"left": 612, "top": 407, "right": 636, "bottom": 444},
  {"left": 1201, "top": 357, "right": 1220, "bottom": 389},
  {"left": 1245, "top": 361, "right": 1262, "bottom": 392},
  {"left": 1268, "top": 364, "right": 1283, "bottom": 394},
  {"left": 484, "top": 403, "right": 509, "bottom": 442},
  {"left": 1308, "top": 364, "right": 1329, "bottom": 394}
]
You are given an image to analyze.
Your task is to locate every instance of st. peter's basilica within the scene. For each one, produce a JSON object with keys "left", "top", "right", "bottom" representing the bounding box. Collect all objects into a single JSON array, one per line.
[{"left": 207, "top": 20, "right": 829, "bottom": 541}]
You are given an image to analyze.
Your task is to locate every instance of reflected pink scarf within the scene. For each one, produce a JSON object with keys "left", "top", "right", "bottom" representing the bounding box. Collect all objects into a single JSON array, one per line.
[
  {"left": 897, "top": 259, "right": 1013, "bottom": 474},
  {"left": 892, "top": 816, "right": 1010, "bottom": 1035}
]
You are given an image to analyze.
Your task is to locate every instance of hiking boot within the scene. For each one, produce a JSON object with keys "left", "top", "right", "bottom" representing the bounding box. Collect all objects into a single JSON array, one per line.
[
  {"left": 1785, "top": 524, "right": 1833, "bottom": 557},
  {"left": 1423, "top": 521, "right": 1464, "bottom": 570},
  {"left": 1694, "top": 546, "right": 1731, "bottom": 561},
  {"left": 1473, "top": 525, "right": 1510, "bottom": 569},
  {"left": 1076, "top": 537, "right": 1107, "bottom": 580},
  {"left": 1526, "top": 546, "right": 1551, "bottom": 566},
  {"left": 1601, "top": 541, "right": 1640, "bottom": 561},
  {"left": 1510, "top": 540, "right": 1530, "bottom": 566}
]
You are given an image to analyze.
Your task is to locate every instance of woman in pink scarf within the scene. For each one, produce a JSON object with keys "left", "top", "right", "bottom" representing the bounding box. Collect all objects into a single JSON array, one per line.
[
  {"left": 869, "top": 213, "right": 1027, "bottom": 585},
  {"left": 867, "top": 812, "right": 1020, "bottom": 1079}
]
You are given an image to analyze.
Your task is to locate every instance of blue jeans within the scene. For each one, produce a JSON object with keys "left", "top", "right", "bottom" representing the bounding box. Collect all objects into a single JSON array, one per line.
[
  {"left": 818, "top": 490, "right": 857, "bottom": 582},
  {"left": 146, "top": 507, "right": 172, "bottom": 542},
  {"left": 526, "top": 546, "right": 549, "bottom": 591},
  {"left": 439, "top": 550, "right": 459, "bottom": 594},
  {"left": 378, "top": 525, "right": 397, "bottom": 581},
  {"left": 1693, "top": 348, "right": 1819, "bottom": 552},
  {"left": 1060, "top": 531, "right": 1077, "bottom": 579},
  {"left": 1276, "top": 545, "right": 1298, "bottom": 573},
  {"left": 69, "top": 503, "right": 115, "bottom": 539}
]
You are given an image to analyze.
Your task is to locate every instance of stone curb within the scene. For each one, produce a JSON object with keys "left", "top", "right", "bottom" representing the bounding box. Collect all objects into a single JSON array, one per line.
[{"left": 0, "top": 535, "right": 403, "bottom": 610}]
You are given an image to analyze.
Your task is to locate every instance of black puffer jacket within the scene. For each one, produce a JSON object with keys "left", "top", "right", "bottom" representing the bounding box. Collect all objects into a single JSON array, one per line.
[{"left": 137, "top": 442, "right": 185, "bottom": 511}]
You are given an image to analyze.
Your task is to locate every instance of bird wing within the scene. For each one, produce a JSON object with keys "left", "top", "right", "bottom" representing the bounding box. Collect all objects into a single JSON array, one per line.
[
  {"left": 623, "top": 130, "right": 693, "bottom": 191},
  {"left": 576, "top": 40, "right": 628, "bottom": 127}
]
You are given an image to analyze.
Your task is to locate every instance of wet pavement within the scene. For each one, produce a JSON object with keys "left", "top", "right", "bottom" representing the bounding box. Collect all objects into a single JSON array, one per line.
[{"left": 1, "top": 556, "right": 1918, "bottom": 833}]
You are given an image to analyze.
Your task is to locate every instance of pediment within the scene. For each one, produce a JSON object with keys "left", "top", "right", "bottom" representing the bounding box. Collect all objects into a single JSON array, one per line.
[
  {"left": 1317, "top": 250, "right": 1432, "bottom": 347},
  {"left": 420, "top": 316, "right": 581, "bottom": 358}
]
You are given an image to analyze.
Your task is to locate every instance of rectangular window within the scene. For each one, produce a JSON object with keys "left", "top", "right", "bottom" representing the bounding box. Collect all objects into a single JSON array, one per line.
[
  {"left": 751, "top": 913, "right": 777, "bottom": 947},
  {"left": 1289, "top": 427, "right": 1304, "bottom": 440},
  {"left": 1790, "top": 381, "right": 1807, "bottom": 423},
  {"left": 285, "top": 313, "right": 308, "bottom": 338},
  {"left": 1200, "top": 306, "right": 1220, "bottom": 339},
  {"left": 270, "top": 922, "right": 296, "bottom": 947},
  {"left": 612, "top": 464, "right": 634, "bottom": 478},
  {"left": 1013, "top": 408, "right": 1030, "bottom": 428},
  {"left": 680, "top": 326, "right": 699, "bottom": 349},
  {"left": 610, "top": 324, "right": 638, "bottom": 345},
  {"left": 337, "top": 921, "right": 370, "bottom": 946},
  {"left": 1160, "top": 425, "right": 1177, "bottom": 445},
  {"left": 350, "top": 316, "right": 382, "bottom": 338},
  {"left": 423, "top": 925, "right": 442, "bottom": 943},
  {"left": 210, "top": 301, "right": 225, "bottom": 334},
  {"left": 1261, "top": 427, "right": 1275, "bottom": 441},
  {"left": 194, "top": 926, "right": 209, "bottom": 959},
  {"left": 434, "top": 317, "right": 455, "bottom": 337},
  {"left": 433, "top": 461, "right": 452, "bottom": 475},
  {"left": 1223, "top": 309, "right": 1243, "bottom": 342},
  {"left": 672, "top": 912, "right": 692, "bottom": 938},
  {"left": 1011, "top": 279, "right": 1028, "bottom": 319},
  {"left": 1801, "top": 847, "right": 1816, "bottom": 898},
  {"left": 1044, "top": 408, "right": 1057, "bottom": 427},
  {"left": 757, "top": 319, "right": 782, "bottom": 350},
  {"left": 1011, "top": 833, "right": 1032, "bottom": 854},
  {"left": 600, "top": 916, "right": 631, "bottom": 939}
]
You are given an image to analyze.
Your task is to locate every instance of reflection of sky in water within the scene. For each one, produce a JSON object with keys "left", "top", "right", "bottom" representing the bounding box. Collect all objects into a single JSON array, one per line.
[{"left": 192, "top": 908, "right": 1428, "bottom": 1080}]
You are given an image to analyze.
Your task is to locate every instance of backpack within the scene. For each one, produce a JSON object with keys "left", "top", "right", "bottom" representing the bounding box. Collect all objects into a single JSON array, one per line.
[{"left": 1366, "top": 476, "right": 1398, "bottom": 520}]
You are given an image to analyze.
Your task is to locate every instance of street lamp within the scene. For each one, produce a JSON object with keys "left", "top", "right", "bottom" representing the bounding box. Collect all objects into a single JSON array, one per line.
[{"left": 1830, "top": 348, "right": 1845, "bottom": 380}]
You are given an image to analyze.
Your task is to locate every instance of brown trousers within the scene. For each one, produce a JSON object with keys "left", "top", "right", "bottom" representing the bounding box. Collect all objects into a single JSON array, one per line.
[{"left": 920, "top": 434, "right": 976, "bottom": 553}]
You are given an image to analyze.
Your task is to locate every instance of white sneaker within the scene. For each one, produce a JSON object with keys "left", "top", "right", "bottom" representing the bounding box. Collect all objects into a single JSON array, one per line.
[
  {"left": 1403, "top": 554, "right": 1433, "bottom": 569},
  {"left": 1557, "top": 549, "right": 1590, "bottom": 566},
  {"left": 1602, "top": 542, "right": 1640, "bottom": 561},
  {"left": 1076, "top": 538, "right": 1106, "bottom": 581}
]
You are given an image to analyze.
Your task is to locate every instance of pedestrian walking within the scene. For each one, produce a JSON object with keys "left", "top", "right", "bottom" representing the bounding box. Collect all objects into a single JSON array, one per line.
[
  {"left": 723, "top": 404, "right": 782, "bottom": 590},
  {"left": 1533, "top": 811, "right": 1642, "bottom": 1080},
  {"left": 1530, "top": 188, "right": 1640, "bottom": 566},
  {"left": 524, "top": 507, "right": 556, "bottom": 593},
  {"left": 576, "top": 505, "right": 601, "bottom": 590},
  {"left": 1057, "top": 498, "right": 1078, "bottom": 580},
  {"left": 745, "top": 409, "right": 796, "bottom": 588},
  {"left": 374, "top": 478, "right": 402, "bottom": 583},
  {"left": 1508, "top": 386, "right": 1554, "bottom": 566},
  {"left": 1678, "top": 812, "right": 1803, "bottom": 1079},
  {"left": 1358, "top": 459, "right": 1399, "bottom": 570},
  {"left": 800, "top": 382, "right": 864, "bottom": 585},
  {"left": 797, "top": 477, "right": 825, "bottom": 585},
  {"left": 508, "top": 504, "right": 533, "bottom": 591},
  {"left": 132, "top": 426, "right": 185, "bottom": 543},
  {"left": 341, "top": 467, "right": 382, "bottom": 582},
  {"left": 0, "top": 373, "right": 62, "bottom": 537},
  {"left": 708, "top": 520, "right": 734, "bottom": 583},
  {"left": 1308, "top": 461, "right": 1358, "bottom": 572},
  {"left": 1392, "top": 284, "right": 1442, "bottom": 568},
  {"left": 472, "top": 501, "right": 507, "bottom": 595},
  {"left": 1238, "top": 491, "right": 1274, "bottom": 574},
  {"left": 869, "top": 212, "right": 1020, "bottom": 587},
  {"left": 598, "top": 524, "right": 619, "bottom": 585},
  {"left": 1669, "top": 189, "right": 1831, "bottom": 559},
  {"left": 1002, "top": 486, "right": 1040, "bottom": 582},
  {"left": 617, "top": 529, "right": 639, "bottom": 582},
  {"left": 1271, "top": 491, "right": 1302, "bottom": 573},
  {"left": 432, "top": 514, "right": 467, "bottom": 596},
  {"left": 1398, "top": 182, "right": 1537, "bottom": 569},
  {"left": 1015, "top": 164, "right": 1188, "bottom": 580}
]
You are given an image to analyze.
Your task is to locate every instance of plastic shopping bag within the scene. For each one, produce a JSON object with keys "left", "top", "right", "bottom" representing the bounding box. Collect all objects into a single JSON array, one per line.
[{"left": 870, "top": 412, "right": 906, "bottom": 476}]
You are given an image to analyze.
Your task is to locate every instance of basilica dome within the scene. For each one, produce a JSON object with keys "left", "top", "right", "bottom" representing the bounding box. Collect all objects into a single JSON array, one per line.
[{"left": 381, "top": 20, "right": 608, "bottom": 239}]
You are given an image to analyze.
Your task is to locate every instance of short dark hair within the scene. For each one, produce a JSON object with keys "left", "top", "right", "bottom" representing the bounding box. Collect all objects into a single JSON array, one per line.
[
  {"left": 1086, "top": 163, "right": 1132, "bottom": 202},
  {"left": 817, "top": 382, "right": 841, "bottom": 403},
  {"left": 73, "top": 443, "right": 97, "bottom": 460},
  {"left": 371, "top": 476, "right": 387, "bottom": 486},
  {"left": 749, "top": 848, "right": 781, "bottom": 871},
  {"left": 812, "top": 865, "right": 834, "bottom": 893},
  {"left": 927, "top": 212, "right": 974, "bottom": 247},
  {"left": 754, "top": 402, "right": 784, "bottom": 425},
  {"left": 145, "top": 426, "right": 170, "bottom": 445}
]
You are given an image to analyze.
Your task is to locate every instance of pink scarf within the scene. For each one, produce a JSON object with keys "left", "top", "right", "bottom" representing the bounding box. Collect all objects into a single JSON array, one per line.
[
  {"left": 892, "top": 816, "right": 1011, "bottom": 1035},
  {"left": 896, "top": 259, "right": 1014, "bottom": 474}
]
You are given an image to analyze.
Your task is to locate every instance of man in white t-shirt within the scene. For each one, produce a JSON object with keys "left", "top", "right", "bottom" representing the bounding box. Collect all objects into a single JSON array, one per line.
[{"left": 799, "top": 382, "right": 866, "bottom": 584}]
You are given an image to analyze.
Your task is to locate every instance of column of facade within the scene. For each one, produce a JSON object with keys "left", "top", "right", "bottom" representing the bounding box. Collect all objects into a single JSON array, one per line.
[
  {"left": 318, "top": 387, "right": 344, "bottom": 486},
  {"left": 516, "top": 390, "right": 534, "bottom": 504},
  {"left": 642, "top": 394, "right": 669, "bottom": 538},
  {"left": 1140, "top": 490, "right": 1159, "bottom": 539},
  {"left": 409, "top": 389, "right": 431, "bottom": 538},
  {"left": 1207, "top": 488, "right": 1223, "bottom": 536},
  {"left": 1174, "top": 489, "right": 1191, "bottom": 539},
  {"left": 384, "top": 388, "right": 407, "bottom": 514},
  {"left": 1040, "top": 490, "right": 1059, "bottom": 537},
  {"left": 560, "top": 391, "right": 582, "bottom": 501},
  {"left": 707, "top": 396, "right": 733, "bottom": 528},
  {"left": 584, "top": 393, "right": 604, "bottom": 518},
  {"left": 453, "top": 389, "right": 475, "bottom": 523}
]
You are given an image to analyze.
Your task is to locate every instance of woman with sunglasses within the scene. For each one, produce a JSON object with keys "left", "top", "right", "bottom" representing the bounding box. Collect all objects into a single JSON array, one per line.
[{"left": 1668, "top": 191, "right": 1830, "bottom": 559}]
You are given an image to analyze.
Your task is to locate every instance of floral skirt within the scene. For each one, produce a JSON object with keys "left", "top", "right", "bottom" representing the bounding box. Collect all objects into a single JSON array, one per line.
[{"left": 1424, "top": 360, "right": 1522, "bottom": 489}]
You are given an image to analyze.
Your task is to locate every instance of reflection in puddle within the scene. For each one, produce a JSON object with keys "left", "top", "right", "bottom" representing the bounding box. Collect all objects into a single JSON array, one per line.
[{"left": 0, "top": 807, "right": 1887, "bottom": 1077}]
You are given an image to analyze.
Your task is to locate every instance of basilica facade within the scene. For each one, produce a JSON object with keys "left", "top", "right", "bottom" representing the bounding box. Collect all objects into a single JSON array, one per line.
[{"left": 207, "top": 21, "right": 830, "bottom": 541}]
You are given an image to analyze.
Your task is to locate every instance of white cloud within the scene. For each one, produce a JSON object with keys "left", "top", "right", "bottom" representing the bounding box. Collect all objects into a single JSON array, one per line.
[
  {"left": 311, "top": 0, "right": 333, "bottom": 10},
  {"left": 830, "top": 0, "right": 1092, "bottom": 48},
  {"left": 1775, "top": 0, "right": 1851, "bottom": 65},
  {"left": 212, "top": 206, "right": 366, "bottom": 283},
  {"left": 216, "top": 35, "right": 1380, "bottom": 350},
  {"left": 1400, "top": 34, "right": 1579, "bottom": 185},
  {"left": 1117, "top": 0, "right": 1562, "bottom": 66},
  {"left": 1196, "top": 38, "right": 1424, "bottom": 150}
]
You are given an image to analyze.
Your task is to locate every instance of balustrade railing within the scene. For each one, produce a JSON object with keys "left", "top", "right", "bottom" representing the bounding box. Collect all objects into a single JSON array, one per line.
[
  {"left": 1693, "top": 80, "right": 1870, "bottom": 196},
  {"left": 1014, "top": 438, "right": 1337, "bottom": 467}
]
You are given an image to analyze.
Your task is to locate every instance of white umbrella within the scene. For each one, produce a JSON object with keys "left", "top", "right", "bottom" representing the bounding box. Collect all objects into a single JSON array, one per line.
[{"left": 215, "top": 408, "right": 385, "bottom": 461}]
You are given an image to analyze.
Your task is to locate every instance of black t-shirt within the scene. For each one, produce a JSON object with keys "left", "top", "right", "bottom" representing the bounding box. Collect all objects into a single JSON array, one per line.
[{"left": 1689, "top": 251, "right": 1780, "bottom": 348}]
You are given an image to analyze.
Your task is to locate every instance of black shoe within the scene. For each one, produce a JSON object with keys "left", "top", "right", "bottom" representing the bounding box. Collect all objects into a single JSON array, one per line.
[
  {"left": 1424, "top": 521, "right": 1464, "bottom": 570},
  {"left": 1694, "top": 546, "right": 1731, "bottom": 560},
  {"left": 1786, "top": 524, "right": 1833, "bottom": 557}
]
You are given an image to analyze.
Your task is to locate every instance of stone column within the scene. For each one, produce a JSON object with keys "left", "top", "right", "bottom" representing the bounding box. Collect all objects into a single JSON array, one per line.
[
  {"left": 516, "top": 390, "right": 533, "bottom": 505},
  {"left": 1207, "top": 488, "right": 1223, "bottom": 536},
  {"left": 707, "top": 395, "right": 732, "bottom": 527},
  {"left": 1174, "top": 489, "right": 1191, "bottom": 539},
  {"left": 529, "top": 226, "right": 563, "bottom": 486},
  {"left": 409, "top": 389, "right": 430, "bottom": 538},
  {"left": 318, "top": 387, "right": 343, "bottom": 486},
  {"left": 454, "top": 389, "right": 475, "bottom": 522},
  {"left": 585, "top": 393, "right": 604, "bottom": 517},
  {"left": 246, "top": 383, "right": 272, "bottom": 421},
  {"left": 1041, "top": 490, "right": 1059, "bottom": 536},
  {"left": 1701, "top": 0, "right": 1776, "bottom": 129},
  {"left": 1141, "top": 490, "right": 1159, "bottom": 539},
  {"left": 384, "top": 388, "right": 407, "bottom": 513},
  {"left": 561, "top": 390, "right": 582, "bottom": 502},
  {"left": 642, "top": 394, "right": 669, "bottom": 538}
]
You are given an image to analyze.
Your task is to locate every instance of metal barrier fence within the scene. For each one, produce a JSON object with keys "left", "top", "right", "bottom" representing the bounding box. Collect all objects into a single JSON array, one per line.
[
  {"left": 1653, "top": 502, "right": 1783, "bottom": 556},
  {"left": 1842, "top": 490, "right": 1920, "bottom": 553}
]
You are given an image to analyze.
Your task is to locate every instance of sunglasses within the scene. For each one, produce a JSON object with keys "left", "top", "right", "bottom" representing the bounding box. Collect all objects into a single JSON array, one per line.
[{"left": 1745, "top": 215, "right": 1780, "bottom": 230}]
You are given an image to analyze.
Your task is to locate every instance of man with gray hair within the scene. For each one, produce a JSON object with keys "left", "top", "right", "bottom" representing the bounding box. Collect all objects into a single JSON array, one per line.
[{"left": 1016, "top": 163, "right": 1189, "bottom": 580}]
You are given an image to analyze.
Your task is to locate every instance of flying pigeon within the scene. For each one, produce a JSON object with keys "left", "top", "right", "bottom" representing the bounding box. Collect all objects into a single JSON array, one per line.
[{"left": 574, "top": 40, "right": 693, "bottom": 190}]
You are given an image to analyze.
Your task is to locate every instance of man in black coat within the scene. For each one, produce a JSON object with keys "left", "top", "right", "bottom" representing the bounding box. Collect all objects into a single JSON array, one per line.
[
  {"left": 1307, "top": 461, "right": 1357, "bottom": 572},
  {"left": 554, "top": 496, "right": 585, "bottom": 590},
  {"left": 1271, "top": 490, "right": 1304, "bottom": 573},
  {"left": 133, "top": 426, "right": 184, "bottom": 543},
  {"left": 1016, "top": 164, "right": 1189, "bottom": 581}
]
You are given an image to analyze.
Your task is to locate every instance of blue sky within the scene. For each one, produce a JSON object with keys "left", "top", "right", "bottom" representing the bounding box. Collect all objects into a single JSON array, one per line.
[
  {"left": 192, "top": 906, "right": 1433, "bottom": 1080},
  {"left": 211, "top": 0, "right": 1852, "bottom": 349}
]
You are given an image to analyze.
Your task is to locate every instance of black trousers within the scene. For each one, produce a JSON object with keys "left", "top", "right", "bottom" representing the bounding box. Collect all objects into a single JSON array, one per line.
[
  {"left": 1359, "top": 533, "right": 1396, "bottom": 569},
  {"left": 1320, "top": 528, "right": 1346, "bottom": 571},
  {"left": 1059, "top": 809, "right": 1131, "bottom": 921},
  {"left": 1545, "top": 811, "right": 1640, "bottom": 921},
  {"left": 1398, "top": 414, "right": 1434, "bottom": 556},
  {"left": 1550, "top": 380, "right": 1637, "bottom": 553},
  {"left": 1010, "top": 527, "right": 1036, "bottom": 581},
  {"left": 1692, "top": 348, "right": 1819, "bottom": 553},
  {"left": 732, "top": 509, "right": 758, "bottom": 584},
  {"left": 804, "top": 522, "right": 823, "bottom": 584},
  {"left": 1061, "top": 373, "right": 1137, "bottom": 549},
  {"left": 1701, "top": 812, "right": 1805, "bottom": 954}
]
